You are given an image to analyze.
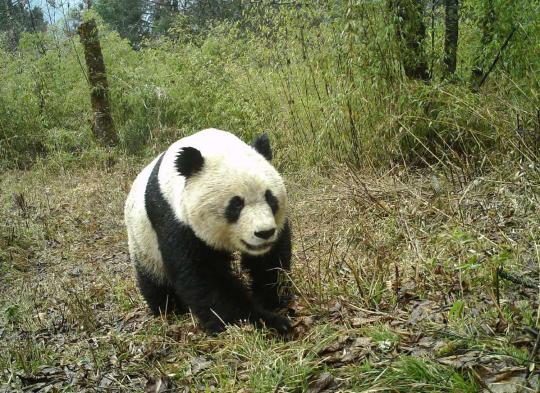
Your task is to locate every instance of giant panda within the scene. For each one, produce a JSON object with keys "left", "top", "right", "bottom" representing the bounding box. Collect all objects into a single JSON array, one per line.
[{"left": 124, "top": 128, "right": 292, "bottom": 335}]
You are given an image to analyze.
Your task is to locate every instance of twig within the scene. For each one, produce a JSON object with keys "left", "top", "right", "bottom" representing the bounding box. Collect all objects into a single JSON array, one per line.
[
  {"left": 497, "top": 267, "right": 537, "bottom": 289},
  {"left": 478, "top": 26, "right": 517, "bottom": 89},
  {"left": 494, "top": 266, "right": 500, "bottom": 307},
  {"left": 531, "top": 331, "right": 540, "bottom": 359},
  {"left": 469, "top": 366, "right": 496, "bottom": 393},
  {"left": 524, "top": 325, "right": 540, "bottom": 380},
  {"left": 345, "top": 303, "right": 408, "bottom": 322}
]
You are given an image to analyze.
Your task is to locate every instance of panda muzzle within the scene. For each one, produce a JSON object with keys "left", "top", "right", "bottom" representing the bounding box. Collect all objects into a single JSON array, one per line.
[{"left": 241, "top": 239, "right": 274, "bottom": 251}]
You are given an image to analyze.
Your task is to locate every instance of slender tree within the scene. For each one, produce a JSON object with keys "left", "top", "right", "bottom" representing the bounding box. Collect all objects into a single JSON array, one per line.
[
  {"left": 470, "top": 0, "right": 494, "bottom": 90},
  {"left": 78, "top": 18, "right": 118, "bottom": 146},
  {"left": 444, "top": 0, "right": 459, "bottom": 77},
  {"left": 390, "top": 0, "right": 430, "bottom": 81}
]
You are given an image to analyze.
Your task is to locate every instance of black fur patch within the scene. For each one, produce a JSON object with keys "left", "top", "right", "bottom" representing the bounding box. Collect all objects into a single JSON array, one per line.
[
  {"left": 225, "top": 195, "right": 245, "bottom": 223},
  {"left": 265, "top": 189, "right": 279, "bottom": 215},
  {"left": 252, "top": 133, "right": 272, "bottom": 161},
  {"left": 135, "top": 261, "right": 187, "bottom": 316},
  {"left": 175, "top": 147, "right": 204, "bottom": 178}
]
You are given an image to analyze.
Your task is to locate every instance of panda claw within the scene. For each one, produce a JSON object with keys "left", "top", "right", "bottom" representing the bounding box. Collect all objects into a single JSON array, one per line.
[{"left": 257, "top": 312, "right": 292, "bottom": 336}]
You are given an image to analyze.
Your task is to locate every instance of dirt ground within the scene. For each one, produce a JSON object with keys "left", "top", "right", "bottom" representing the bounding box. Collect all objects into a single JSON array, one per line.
[{"left": 1, "top": 159, "right": 539, "bottom": 392}]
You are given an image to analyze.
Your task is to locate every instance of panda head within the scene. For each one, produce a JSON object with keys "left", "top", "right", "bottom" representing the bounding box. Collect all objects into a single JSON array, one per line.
[{"left": 175, "top": 134, "right": 287, "bottom": 256}]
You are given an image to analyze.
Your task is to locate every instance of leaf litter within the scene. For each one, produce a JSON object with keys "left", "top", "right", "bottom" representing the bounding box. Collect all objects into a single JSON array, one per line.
[{"left": 1, "top": 163, "right": 540, "bottom": 391}]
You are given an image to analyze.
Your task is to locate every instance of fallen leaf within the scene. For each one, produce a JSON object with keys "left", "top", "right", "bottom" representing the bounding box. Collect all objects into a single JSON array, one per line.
[
  {"left": 408, "top": 300, "right": 445, "bottom": 325},
  {"left": 98, "top": 373, "right": 115, "bottom": 389},
  {"left": 329, "top": 301, "right": 342, "bottom": 313},
  {"left": 351, "top": 315, "right": 382, "bottom": 327},
  {"left": 187, "top": 356, "right": 213, "bottom": 376},
  {"left": 307, "top": 372, "right": 336, "bottom": 393},
  {"left": 437, "top": 351, "right": 484, "bottom": 369},
  {"left": 292, "top": 315, "right": 316, "bottom": 336},
  {"left": 404, "top": 336, "right": 447, "bottom": 357},
  {"left": 481, "top": 367, "right": 537, "bottom": 393},
  {"left": 16, "top": 365, "right": 65, "bottom": 386},
  {"left": 34, "top": 312, "right": 47, "bottom": 323},
  {"left": 351, "top": 337, "right": 373, "bottom": 348},
  {"left": 145, "top": 376, "right": 171, "bottom": 393},
  {"left": 166, "top": 324, "right": 198, "bottom": 341},
  {"left": 318, "top": 335, "right": 373, "bottom": 365}
]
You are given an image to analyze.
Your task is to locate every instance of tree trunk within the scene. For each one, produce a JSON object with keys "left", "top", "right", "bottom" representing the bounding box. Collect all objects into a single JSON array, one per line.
[
  {"left": 444, "top": 0, "right": 459, "bottom": 77},
  {"left": 78, "top": 18, "right": 118, "bottom": 146},
  {"left": 470, "top": 0, "right": 494, "bottom": 90},
  {"left": 391, "top": 0, "right": 430, "bottom": 81}
]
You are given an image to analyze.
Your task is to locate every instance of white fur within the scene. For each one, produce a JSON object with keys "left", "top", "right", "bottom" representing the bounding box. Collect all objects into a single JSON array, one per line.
[
  {"left": 125, "top": 129, "right": 288, "bottom": 279},
  {"left": 124, "top": 155, "right": 167, "bottom": 281}
]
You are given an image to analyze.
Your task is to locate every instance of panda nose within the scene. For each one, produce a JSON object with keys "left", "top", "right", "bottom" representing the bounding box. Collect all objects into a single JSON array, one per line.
[{"left": 254, "top": 228, "right": 276, "bottom": 240}]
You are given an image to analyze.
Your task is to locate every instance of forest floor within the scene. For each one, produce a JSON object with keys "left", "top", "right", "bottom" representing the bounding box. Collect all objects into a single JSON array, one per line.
[{"left": 1, "top": 156, "right": 539, "bottom": 392}]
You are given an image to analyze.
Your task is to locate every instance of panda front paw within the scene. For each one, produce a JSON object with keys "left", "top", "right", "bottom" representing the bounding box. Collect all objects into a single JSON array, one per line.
[
  {"left": 256, "top": 310, "right": 292, "bottom": 336},
  {"left": 201, "top": 320, "right": 227, "bottom": 335}
]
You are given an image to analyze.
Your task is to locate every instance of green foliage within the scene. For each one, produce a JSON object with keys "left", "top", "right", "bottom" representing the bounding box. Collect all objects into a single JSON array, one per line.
[
  {"left": 449, "top": 299, "right": 465, "bottom": 320},
  {"left": 0, "top": 0, "right": 46, "bottom": 49},
  {"left": 152, "top": 0, "right": 243, "bottom": 38},
  {"left": 94, "top": 0, "right": 148, "bottom": 45},
  {"left": 4, "top": 304, "right": 20, "bottom": 323},
  {"left": 0, "top": 29, "right": 93, "bottom": 168},
  {"left": 0, "top": 2, "right": 538, "bottom": 169},
  {"left": 462, "top": 0, "right": 540, "bottom": 79}
]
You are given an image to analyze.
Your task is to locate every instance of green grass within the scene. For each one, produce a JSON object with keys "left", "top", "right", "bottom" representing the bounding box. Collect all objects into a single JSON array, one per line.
[
  {"left": 1, "top": 1, "right": 539, "bottom": 389},
  {"left": 348, "top": 356, "right": 478, "bottom": 392},
  {"left": 0, "top": 154, "right": 538, "bottom": 391}
]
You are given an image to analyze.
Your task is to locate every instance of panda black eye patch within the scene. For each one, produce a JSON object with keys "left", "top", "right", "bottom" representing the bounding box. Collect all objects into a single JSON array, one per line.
[
  {"left": 225, "top": 196, "right": 245, "bottom": 223},
  {"left": 265, "top": 189, "right": 279, "bottom": 215}
]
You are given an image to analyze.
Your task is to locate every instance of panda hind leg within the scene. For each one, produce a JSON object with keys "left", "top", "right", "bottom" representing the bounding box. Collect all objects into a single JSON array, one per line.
[{"left": 135, "top": 264, "right": 188, "bottom": 316}]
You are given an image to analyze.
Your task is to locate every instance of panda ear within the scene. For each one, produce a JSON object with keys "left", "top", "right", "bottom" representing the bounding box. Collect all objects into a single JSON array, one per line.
[
  {"left": 175, "top": 147, "right": 204, "bottom": 178},
  {"left": 252, "top": 133, "right": 272, "bottom": 161}
]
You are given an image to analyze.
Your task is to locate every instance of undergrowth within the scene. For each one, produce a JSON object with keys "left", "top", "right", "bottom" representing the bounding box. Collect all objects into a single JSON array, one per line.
[
  {"left": 1, "top": 2, "right": 539, "bottom": 169},
  {"left": 1, "top": 155, "right": 538, "bottom": 391},
  {"left": 1, "top": 0, "right": 539, "bottom": 391}
]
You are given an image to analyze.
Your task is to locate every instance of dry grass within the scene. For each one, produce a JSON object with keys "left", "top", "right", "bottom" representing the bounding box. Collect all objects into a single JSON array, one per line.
[{"left": 0, "top": 155, "right": 539, "bottom": 392}]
